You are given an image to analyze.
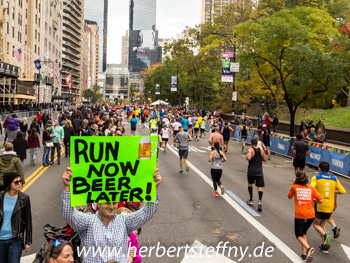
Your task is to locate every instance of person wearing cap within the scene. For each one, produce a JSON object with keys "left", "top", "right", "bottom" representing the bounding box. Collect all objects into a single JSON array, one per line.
[
  {"left": 0, "top": 143, "right": 24, "bottom": 191},
  {"left": 0, "top": 172, "right": 32, "bottom": 262}
]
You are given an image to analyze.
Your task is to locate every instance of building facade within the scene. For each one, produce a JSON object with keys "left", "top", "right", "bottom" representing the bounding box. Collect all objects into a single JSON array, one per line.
[
  {"left": 82, "top": 21, "right": 99, "bottom": 92},
  {"left": 129, "top": 0, "right": 156, "bottom": 31},
  {"left": 0, "top": 0, "right": 48, "bottom": 107},
  {"left": 128, "top": 0, "right": 161, "bottom": 75},
  {"left": 121, "top": 31, "right": 128, "bottom": 65},
  {"left": 201, "top": 0, "right": 235, "bottom": 24},
  {"left": 39, "top": 0, "right": 63, "bottom": 103},
  {"left": 84, "top": 0, "right": 108, "bottom": 72},
  {"left": 62, "top": 0, "right": 84, "bottom": 102},
  {"left": 105, "top": 64, "right": 129, "bottom": 101}
]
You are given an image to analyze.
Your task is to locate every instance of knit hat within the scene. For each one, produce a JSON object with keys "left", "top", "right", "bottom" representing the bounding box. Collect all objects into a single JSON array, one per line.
[{"left": 3, "top": 172, "right": 21, "bottom": 189}]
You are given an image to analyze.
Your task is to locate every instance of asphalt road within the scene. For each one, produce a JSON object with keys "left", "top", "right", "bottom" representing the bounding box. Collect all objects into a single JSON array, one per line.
[{"left": 19, "top": 122, "right": 350, "bottom": 263}]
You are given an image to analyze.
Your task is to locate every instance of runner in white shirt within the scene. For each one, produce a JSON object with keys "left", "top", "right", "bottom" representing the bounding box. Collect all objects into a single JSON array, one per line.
[
  {"left": 171, "top": 119, "right": 182, "bottom": 148},
  {"left": 162, "top": 117, "right": 170, "bottom": 127},
  {"left": 161, "top": 124, "right": 171, "bottom": 153}
]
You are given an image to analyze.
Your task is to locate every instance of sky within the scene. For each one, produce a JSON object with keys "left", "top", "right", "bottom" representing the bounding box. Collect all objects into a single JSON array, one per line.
[{"left": 107, "top": 0, "right": 202, "bottom": 64}]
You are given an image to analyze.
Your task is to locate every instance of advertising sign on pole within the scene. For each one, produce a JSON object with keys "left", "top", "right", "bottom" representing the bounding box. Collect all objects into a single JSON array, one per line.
[
  {"left": 155, "top": 83, "right": 160, "bottom": 95},
  {"left": 171, "top": 76, "right": 177, "bottom": 91},
  {"left": 230, "top": 62, "right": 240, "bottom": 73},
  {"left": 221, "top": 52, "right": 234, "bottom": 82}
]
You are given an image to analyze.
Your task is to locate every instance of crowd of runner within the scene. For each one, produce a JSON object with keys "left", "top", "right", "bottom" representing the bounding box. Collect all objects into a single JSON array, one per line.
[{"left": 0, "top": 102, "right": 346, "bottom": 263}]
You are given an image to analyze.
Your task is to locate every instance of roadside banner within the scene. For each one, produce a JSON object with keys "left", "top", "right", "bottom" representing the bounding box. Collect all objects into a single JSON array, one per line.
[
  {"left": 171, "top": 76, "right": 177, "bottom": 91},
  {"left": 221, "top": 52, "right": 234, "bottom": 82},
  {"left": 70, "top": 136, "right": 158, "bottom": 206},
  {"left": 270, "top": 135, "right": 290, "bottom": 156}
]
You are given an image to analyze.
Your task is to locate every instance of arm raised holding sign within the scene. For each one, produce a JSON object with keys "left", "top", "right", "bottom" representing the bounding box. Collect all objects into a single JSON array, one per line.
[{"left": 61, "top": 167, "right": 162, "bottom": 262}]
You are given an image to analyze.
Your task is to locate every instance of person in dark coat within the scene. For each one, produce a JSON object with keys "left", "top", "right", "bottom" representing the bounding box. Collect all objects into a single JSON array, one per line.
[
  {"left": 63, "top": 120, "right": 74, "bottom": 157},
  {"left": 13, "top": 132, "right": 29, "bottom": 166}
]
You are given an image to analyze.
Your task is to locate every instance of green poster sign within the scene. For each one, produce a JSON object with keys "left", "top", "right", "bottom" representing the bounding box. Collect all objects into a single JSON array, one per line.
[{"left": 70, "top": 136, "right": 158, "bottom": 207}]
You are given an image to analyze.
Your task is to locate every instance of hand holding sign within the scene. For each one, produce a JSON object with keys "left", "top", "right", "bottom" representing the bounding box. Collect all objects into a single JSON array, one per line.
[{"left": 63, "top": 167, "right": 73, "bottom": 191}]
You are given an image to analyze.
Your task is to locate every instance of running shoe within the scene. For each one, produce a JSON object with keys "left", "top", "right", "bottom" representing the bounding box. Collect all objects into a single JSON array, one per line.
[
  {"left": 317, "top": 245, "right": 329, "bottom": 254},
  {"left": 213, "top": 192, "right": 219, "bottom": 197},
  {"left": 185, "top": 163, "right": 190, "bottom": 172},
  {"left": 323, "top": 233, "right": 332, "bottom": 249},
  {"left": 258, "top": 201, "right": 262, "bottom": 212},
  {"left": 301, "top": 254, "right": 307, "bottom": 261},
  {"left": 179, "top": 170, "right": 183, "bottom": 174},
  {"left": 306, "top": 247, "right": 315, "bottom": 263},
  {"left": 332, "top": 226, "right": 340, "bottom": 239},
  {"left": 247, "top": 200, "right": 254, "bottom": 205},
  {"left": 268, "top": 157, "right": 271, "bottom": 161},
  {"left": 221, "top": 186, "right": 225, "bottom": 195}
]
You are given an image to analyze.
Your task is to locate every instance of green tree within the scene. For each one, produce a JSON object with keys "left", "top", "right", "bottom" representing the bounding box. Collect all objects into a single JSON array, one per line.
[
  {"left": 238, "top": 7, "right": 347, "bottom": 135},
  {"left": 83, "top": 84, "right": 102, "bottom": 103}
]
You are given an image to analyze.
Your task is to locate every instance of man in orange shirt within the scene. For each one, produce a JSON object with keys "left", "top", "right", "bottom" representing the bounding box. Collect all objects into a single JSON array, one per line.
[{"left": 288, "top": 171, "right": 323, "bottom": 262}]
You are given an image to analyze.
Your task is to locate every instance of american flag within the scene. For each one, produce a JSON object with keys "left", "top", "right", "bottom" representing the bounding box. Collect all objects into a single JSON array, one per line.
[
  {"left": 14, "top": 48, "right": 22, "bottom": 62},
  {"left": 53, "top": 59, "right": 59, "bottom": 69},
  {"left": 56, "top": 69, "right": 62, "bottom": 84}
]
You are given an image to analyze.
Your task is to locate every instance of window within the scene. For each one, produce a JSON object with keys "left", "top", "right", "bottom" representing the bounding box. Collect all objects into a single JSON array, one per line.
[
  {"left": 38, "top": 47, "right": 40, "bottom": 55},
  {"left": 25, "top": 8, "right": 27, "bottom": 18},
  {"left": 18, "top": 13, "right": 21, "bottom": 25},
  {"left": 38, "top": 3, "right": 40, "bottom": 12},
  {"left": 45, "top": 22, "right": 47, "bottom": 32},
  {"left": 35, "top": 14, "right": 37, "bottom": 24},
  {"left": 44, "top": 38, "right": 47, "bottom": 48},
  {"left": 12, "top": 45, "right": 15, "bottom": 57},
  {"left": 6, "top": 2, "right": 9, "bottom": 14},
  {"left": 38, "top": 33, "right": 40, "bottom": 42},
  {"left": 25, "top": 24, "right": 27, "bottom": 35},
  {"left": 35, "top": 44, "right": 36, "bottom": 53},
  {"left": 49, "top": 27, "right": 51, "bottom": 36},
  {"left": 6, "top": 22, "right": 9, "bottom": 34},
  {"left": 12, "top": 26, "right": 14, "bottom": 38},
  {"left": 35, "top": 29, "right": 37, "bottom": 39},
  {"left": 49, "top": 42, "right": 51, "bottom": 52},
  {"left": 38, "top": 18, "right": 40, "bottom": 27},
  {"left": 12, "top": 7, "right": 14, "bottom": 19},
  {"left": 35, "top": 0, "right": 37, "bottom": 8}
]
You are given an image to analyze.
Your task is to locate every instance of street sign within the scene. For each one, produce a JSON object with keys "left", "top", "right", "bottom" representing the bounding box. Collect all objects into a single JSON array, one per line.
[
  {"left": 156, "top": 83, "right": 160, "bottom": 95},
  {"left": 230, "top": 62, "right": 240, "bottom": 73},
  {"left": 232, "top": 91, "right": 237, "bottom": 101}
]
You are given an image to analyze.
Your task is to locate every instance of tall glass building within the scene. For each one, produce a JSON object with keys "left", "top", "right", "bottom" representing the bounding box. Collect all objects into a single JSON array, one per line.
[
  {"left": 129, "top": 0, "right": 156, "bottom": 31},
  {"left": 84, "top": 0, "right": 108, "bottom": 72},
  {"left": 128, "top": 0, "right": 161, "bottom": 73}
]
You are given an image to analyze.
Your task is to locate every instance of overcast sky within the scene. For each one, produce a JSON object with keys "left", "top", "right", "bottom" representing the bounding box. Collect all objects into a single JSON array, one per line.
[{"left": 107, "top": 0, "right": 201, "bottom": 64}]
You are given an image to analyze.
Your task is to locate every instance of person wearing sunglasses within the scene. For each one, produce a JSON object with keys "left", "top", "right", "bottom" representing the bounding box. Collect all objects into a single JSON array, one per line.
[
  {"left": 0, "top": 172, "right": 32, "bottom": 263},
  {"left": 44, "top": 240, "right": 74, "bottom": 263}
]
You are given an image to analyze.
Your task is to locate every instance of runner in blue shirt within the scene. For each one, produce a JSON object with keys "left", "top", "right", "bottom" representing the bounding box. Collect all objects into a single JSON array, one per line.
[
  {"left": 129, "top": 114, "right": 138, "bottom": 136},
  {"left": 181, "top": 118, "right": 189, "bottom": 132}
]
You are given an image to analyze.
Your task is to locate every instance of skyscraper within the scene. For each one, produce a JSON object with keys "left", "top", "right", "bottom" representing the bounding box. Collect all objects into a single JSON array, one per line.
[
  {"left": 62, "top": 0, "right": 84, "bottom": 101},
  {"left": 128, "top": 0, "right": 161, "bottom": 74},
  {"left": 84, "top": 0, "right": 108, "bottom": 72},
  {"left": 129, "top": 0, "right": 156, "bottom": 31},
  {"left": 201, "top": 0, "right": 236, "bottom": 24}
]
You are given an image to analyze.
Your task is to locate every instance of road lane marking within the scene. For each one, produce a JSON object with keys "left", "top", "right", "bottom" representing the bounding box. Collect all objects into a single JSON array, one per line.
[
  {"left": 24, "top": 151, "right": 61, "bottom": 185},
  {"left": 225, "top": 190, "right": 260, "bottom": 217},
  {"left": 166, "top": 144, "right": 301, "bottom": 262},
  {"left": 22, "top": 150, "right": 65, "bottom": 192},
  {"left": 341, "top": 244, "right": 350, "bottom": 261}
]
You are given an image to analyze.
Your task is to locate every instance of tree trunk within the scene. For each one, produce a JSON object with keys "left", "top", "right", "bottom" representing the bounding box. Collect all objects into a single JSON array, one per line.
[
  {"left": 289, "top": 106, "right": 296, "bottom": 137},
  {"left": 275, "top": 74, "right": 280, "bottom": 108},
  {"left": 347, "top": 91, "right": 350, "bottom": 107}
]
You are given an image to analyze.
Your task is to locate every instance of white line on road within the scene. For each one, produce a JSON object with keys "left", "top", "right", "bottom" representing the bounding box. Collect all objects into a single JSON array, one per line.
[
  {"left": 341, "top": 244, "right": 350, "bottom": 261},
  {"left": 21, "top": 253, "right": 36, "bottom": 263},
  {"left": 166, "top": 144, "right": 302, "bottom": 263}
]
